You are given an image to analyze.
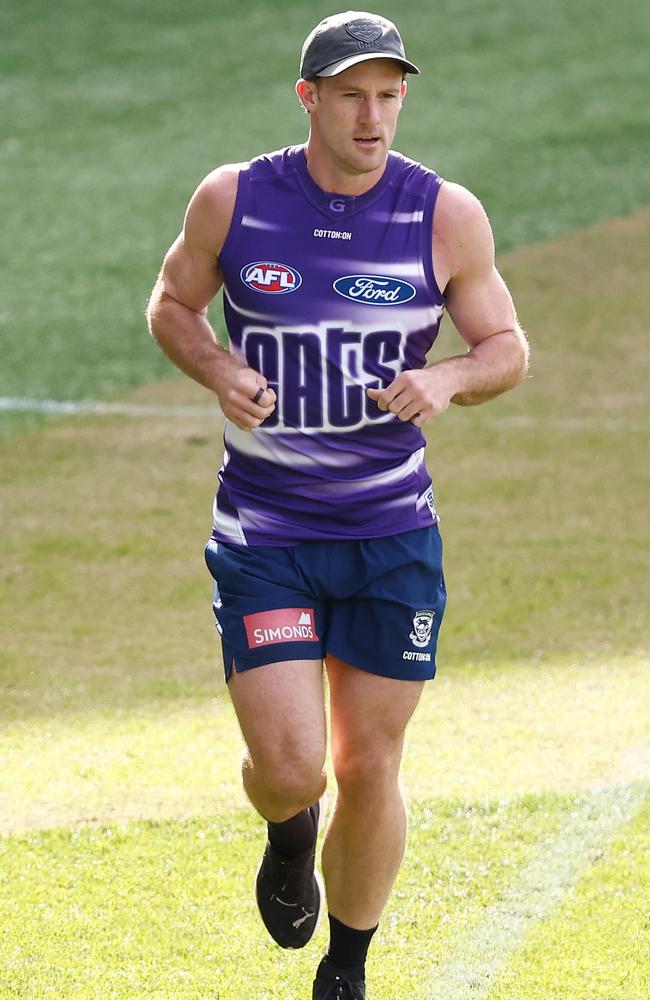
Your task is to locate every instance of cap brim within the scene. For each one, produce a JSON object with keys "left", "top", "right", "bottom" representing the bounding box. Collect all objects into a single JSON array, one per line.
[{"left": 316, "top": 52, "right": 420, "bottom": 78}]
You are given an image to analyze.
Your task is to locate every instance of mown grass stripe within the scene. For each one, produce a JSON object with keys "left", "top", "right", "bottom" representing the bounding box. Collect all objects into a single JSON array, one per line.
[
  {"left": 1, "top": 397, "right": 647, "bottom": 432},
  {"left": 424, "top": 782, "right": 648, "bottom": 1000}
]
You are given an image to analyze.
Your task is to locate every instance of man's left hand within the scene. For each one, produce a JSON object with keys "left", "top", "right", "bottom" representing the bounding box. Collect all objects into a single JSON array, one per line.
[{"left": 366, "top": 367, "right": 456, "bottom": 428}]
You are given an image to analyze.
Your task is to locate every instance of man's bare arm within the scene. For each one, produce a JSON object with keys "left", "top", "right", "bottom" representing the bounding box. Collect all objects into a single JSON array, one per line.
[
  {"left": 146, "top": 165, "right": 276, "bottom": 430},
  {"left": 367, "top": 183, "right": 529, "bottom": 426},
  {"left": 433, "top": 182, "right": 529, "bottom": 406}
]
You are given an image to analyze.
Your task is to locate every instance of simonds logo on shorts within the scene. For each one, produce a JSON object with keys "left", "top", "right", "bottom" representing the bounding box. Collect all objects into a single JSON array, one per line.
[
  {"left": 241, "top": 261, "right": 302, "bottom": 294},
  {"left": 243, "top": 608, "right": 319, "bottom": 648}
]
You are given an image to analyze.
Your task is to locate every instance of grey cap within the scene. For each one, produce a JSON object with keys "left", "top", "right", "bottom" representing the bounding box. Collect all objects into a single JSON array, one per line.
[{"left": 300, "top": 10, "right": 420, "bottom": 79}]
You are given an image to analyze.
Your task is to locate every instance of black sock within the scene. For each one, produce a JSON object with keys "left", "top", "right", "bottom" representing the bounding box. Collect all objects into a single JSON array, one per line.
[
  {"left": 267, "top": 805, "right": 317, "bottom": 859},
  {"left": 320, "top": 914, "right": 378, "bottom": 981}
]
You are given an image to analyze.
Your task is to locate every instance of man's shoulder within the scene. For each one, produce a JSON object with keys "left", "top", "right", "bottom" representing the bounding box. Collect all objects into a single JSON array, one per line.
[
  {"left": 184, "top": 164, "right": 245, "bottom": 258},
  {"left": 436, "top": 180, "right": 485, "bottom": 214},
  {"left": 197, "top": 162, "right": 245, "bottom": 202},
  {"left": 186, "top": 147, "right": 298, "bottom": 257},
  {"left": 433, "top": 181, "right": 491, "bottom": 242},
  {"left": 432, "top": 181, "right": 495, "bottom": 284},
  {"left": 200, "top": 146, "right": 298, "bottom": 195},
  {"left": 389, "top": 150, "right": 442, "bottom": 190}
]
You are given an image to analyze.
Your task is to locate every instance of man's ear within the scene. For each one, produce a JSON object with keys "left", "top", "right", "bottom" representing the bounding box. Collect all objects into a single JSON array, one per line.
[{"left": 296, "top": 78, "right": 318, "bottom": 114}]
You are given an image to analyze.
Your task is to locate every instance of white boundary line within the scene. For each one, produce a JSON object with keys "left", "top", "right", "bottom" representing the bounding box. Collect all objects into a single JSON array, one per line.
[
  {"left": 1, "top": 397, "right": 647, "bottom": 431},
  {"left": 0, "top": 397, "right": 217, "bottom": 419},
  {"left": 423, "top": 781, "right": 648, "bottom": 1000}
]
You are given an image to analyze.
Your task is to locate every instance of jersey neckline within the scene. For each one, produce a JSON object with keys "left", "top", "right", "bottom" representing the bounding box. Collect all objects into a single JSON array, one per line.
[{"left": 291, "top": 144, "right": 400, "bottom": 221}]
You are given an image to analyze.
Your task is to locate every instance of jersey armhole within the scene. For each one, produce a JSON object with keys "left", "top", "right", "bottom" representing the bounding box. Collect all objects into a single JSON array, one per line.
[
  {"left": 421, "top": 173, "right": 445, "bottom": 305},
  {"left": 217, "top": 163, "right": 251, "bottom": 268}
]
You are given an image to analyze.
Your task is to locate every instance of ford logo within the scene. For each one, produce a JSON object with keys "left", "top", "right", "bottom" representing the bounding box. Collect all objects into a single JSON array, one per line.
[{"left": 333, "top": 274, "right": 416, "bottom": 306}]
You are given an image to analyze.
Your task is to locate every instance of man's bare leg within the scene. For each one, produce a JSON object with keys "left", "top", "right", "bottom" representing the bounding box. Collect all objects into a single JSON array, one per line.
[
  {"left": 228, "top": 657, "right": 328, "bottom": 949},
  {"left": 319, "top": 655, "right": 424, "bottom": 976},
  {"left": 228, "top": 658, "right": 327, "bottom": 821}
]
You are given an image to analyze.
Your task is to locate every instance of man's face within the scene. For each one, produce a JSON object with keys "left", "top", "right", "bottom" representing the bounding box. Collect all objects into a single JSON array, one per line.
[{"left": 304, "top": 59, "right": 407, "bottom": 176}]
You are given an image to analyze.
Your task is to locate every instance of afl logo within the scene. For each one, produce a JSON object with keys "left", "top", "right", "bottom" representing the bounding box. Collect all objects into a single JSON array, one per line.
[
  {"left": 333, "top": 274, "right": 416, "bottom": 306},
  {"left": 241, "top": 261, "right": 302, "bottom": 294}
]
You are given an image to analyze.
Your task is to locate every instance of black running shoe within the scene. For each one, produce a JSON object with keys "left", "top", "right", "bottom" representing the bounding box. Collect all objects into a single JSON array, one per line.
[
  {"left": 255, "top": 803, "right": 323, "bottom": 949},
  {"left": 312, "top": 969, "right": 366, "bottom": 999}
]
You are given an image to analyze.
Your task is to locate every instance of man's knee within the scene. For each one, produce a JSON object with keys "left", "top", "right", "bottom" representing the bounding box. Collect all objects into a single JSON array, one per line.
[
  {"left": 332, "top": 743, "right": 402, "bottom": 799},
  {"left": 244, "top": 743, "right": 326, "bottom": 810}
]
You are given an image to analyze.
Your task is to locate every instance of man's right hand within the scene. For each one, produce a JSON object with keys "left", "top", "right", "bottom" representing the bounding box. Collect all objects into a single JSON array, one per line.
[{"left": 216, "top": 366, "right": 277, "bottom": 430}]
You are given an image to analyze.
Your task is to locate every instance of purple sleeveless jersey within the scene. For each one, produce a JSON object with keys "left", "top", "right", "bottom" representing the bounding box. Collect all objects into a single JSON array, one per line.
[{"left": 211, "top": 145, "right": 446, "bottom": 546}]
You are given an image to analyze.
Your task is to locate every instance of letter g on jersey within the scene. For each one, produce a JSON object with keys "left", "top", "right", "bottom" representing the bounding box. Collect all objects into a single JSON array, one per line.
[
  {"left": 334, "top": 274, "right": 416, "bottom": 306},
  {"left": 241, "top": 261, "right": 302, "bottom": 294}
]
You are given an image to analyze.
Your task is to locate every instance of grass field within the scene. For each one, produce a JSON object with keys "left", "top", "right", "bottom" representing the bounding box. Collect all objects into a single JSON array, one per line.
[
  {"left": 2, "top": 0, "right": 649, "bottom": 421},
  {"left": 1, "top": 0, "right": 649, "bottom": 997}
]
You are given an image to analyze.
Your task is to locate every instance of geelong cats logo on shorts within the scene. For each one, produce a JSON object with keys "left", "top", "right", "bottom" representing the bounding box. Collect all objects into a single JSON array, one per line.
[
  {"left": 409, "top": 610, "right": 435, "bottom": 648},
  {"left": 241, "top": 261, "right": 302, "bottom": 294},
  {"left": 333, "top": 274, "right": 416, "bottom": 306}
]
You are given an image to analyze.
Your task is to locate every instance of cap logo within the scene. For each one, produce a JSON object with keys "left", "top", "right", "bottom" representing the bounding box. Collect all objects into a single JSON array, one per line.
[{"left": 345, "top": 19, "right": 383, "bottom": 44}]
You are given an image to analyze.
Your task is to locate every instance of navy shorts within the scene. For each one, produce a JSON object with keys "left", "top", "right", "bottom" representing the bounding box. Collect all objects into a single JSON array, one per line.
[{"left": 204, "top": 525, "right": 446, "bottom": 682}]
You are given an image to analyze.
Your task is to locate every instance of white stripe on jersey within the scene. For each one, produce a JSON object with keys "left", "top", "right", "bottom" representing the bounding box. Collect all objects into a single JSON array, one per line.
[
  {"left": 223, "top": 285, "right": 278, "bottom": 322},
  {"left": 211, "top": 494, "right": 248, "bottom": 545},
  {"left": 369, "top": 210, "right": 425, "bottom": 223},
  {"left": 311, "top": 258, "right": 425, "bottom": 278},
  {"left": 241, "top": 214, "right": 285, "bottom": 232},
  {"left": 224, "top": 422, "right": 360, "bottom": 467},
  {"left": 306, "top": 447, "right": 426, "bottom": 497}
]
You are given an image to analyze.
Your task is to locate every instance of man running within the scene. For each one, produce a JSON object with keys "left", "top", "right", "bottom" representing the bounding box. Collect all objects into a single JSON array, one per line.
[{"left": 147, "top": 10, "right": 528, "bottom": 998}]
